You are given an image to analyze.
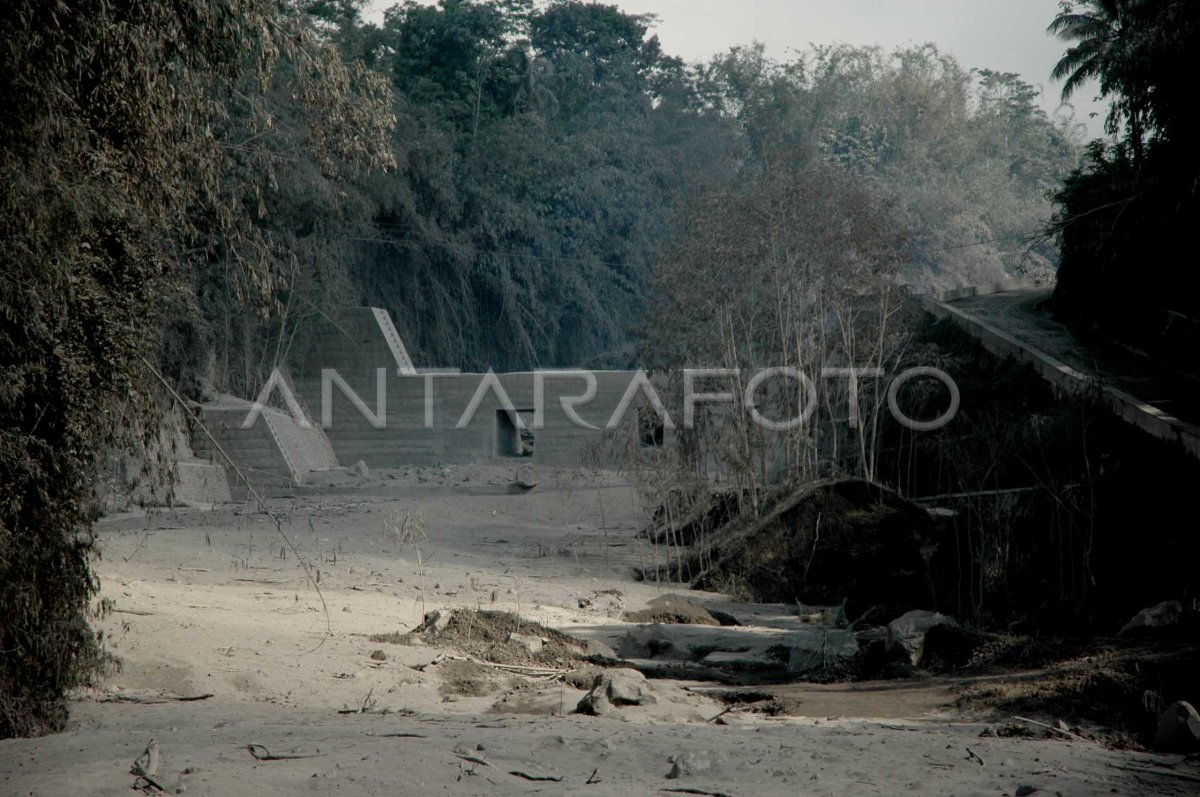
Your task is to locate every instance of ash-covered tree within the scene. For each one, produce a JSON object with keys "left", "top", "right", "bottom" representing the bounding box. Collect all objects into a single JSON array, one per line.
[
  {"left": 0, "top": 0, "right": 393, "bottom": 737},
  {"left": 340, "top": 0, "right": 731, "bottom": 370},
  {"left": 643, "top": 155, "right": 914, "bottom": 498},
  {"left": 696, "top": 43, "right": 1079, "bottom": 292}
]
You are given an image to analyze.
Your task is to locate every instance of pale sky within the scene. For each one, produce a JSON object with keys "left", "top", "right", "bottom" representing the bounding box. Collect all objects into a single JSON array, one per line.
[{"left": 365, "top": 0, "right": 1108, "bottom": 137}]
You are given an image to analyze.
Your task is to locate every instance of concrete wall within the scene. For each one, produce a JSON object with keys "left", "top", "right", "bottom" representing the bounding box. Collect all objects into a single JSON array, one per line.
[
  {"left": 195, "top": 308, "right": 670, "bottom": 477},
  {"left": 289, "top": 369, "right": 654, "bottom": 468},
  {"left": 175, "top": 460, "right": 234, "bottom": 507},
  {"left": 193, "top": 402, "right": 299, "bottom": 492},
  {"left": 274, "top": 307, "right": 664, "bottom": 468},
  {"left": 931, "top": 278, "right": 1044, "bottom": 303}
]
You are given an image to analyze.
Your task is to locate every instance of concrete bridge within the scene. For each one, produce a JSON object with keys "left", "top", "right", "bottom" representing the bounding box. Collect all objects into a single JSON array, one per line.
[{"left": 922, "top": 281, "right": 1200, "bottom": 460}]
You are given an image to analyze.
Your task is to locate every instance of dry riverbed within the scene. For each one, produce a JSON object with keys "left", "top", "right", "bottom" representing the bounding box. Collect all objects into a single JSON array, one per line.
[{"left": 0, "top": 465, "right": 1193, "bottom": 796}]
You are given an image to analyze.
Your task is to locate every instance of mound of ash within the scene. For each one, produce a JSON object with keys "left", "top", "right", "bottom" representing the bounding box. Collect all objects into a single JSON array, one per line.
[
  {"left": 373, "top": 609, "right": 586, "bottom": 669},
  {"left": 647, "top": 479, "right": 938, "bottom": 622}
]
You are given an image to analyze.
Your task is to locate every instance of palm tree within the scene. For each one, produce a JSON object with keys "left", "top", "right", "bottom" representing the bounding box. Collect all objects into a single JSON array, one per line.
[{"left": 1047, "top": 0, "right": 1130, "bottom": 102}]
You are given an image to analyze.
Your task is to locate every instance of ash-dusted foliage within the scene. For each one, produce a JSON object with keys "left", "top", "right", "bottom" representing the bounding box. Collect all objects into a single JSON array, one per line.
[
  {"left": 0, "top": 0, "right": 393, "bottom": 737},
  {"left": 689, "top": 43, "right": 1080, "bottom": 290},
  {"left": 640, "top": 159, "right": 916, "bottom": 498}
]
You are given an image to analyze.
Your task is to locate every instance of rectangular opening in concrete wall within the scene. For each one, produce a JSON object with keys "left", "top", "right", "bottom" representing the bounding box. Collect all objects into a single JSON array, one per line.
[
  {"left": 496, "top": 409, "right": 535, "bottom": 457},
  {"left": 639, "top": 406, "right": 665, "bottom": 448}
]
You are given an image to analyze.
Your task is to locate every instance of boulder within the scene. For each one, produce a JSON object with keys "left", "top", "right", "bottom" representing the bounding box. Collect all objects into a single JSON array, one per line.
[
  {"left": 886, "top": 610, "right": 957, "bottom": 666},
  {"left": 584, "top": 638, "right": 617, "bottom": 659},
  {"left": 416, "top": 610, "right": 451, "bottom": 634},
  {"left": 1154, "top": 701, "right": 1200, "bottom": 753},
  {"left": 575, "top": 668, "right": 656, "bottom": 715},
  {"left": 507, "top": 632, "right": 544, "bottom": 655},
  {"left": 708, "top": 608, "right": 741, "bottom": 627},
  {"left": 623, "top": 594, "right": 722, "bottom": 626},
  {"left": 515, "top": 464, "right": 539, "bottom": 488},
  {"left": 604, "top": 668, "right": 653, "bottom": 705},
  {"left": 667, "top": 750, "right": 723, "bottom": 778},
  {"left": 920, "top": 623, "right": 985, "bottom": 670},
  {"left": 1120, "top": 600, "right": 1182, "bottom": 636},
  {"left": 616, "top": 625, "right": 676, "bottom": 659}
]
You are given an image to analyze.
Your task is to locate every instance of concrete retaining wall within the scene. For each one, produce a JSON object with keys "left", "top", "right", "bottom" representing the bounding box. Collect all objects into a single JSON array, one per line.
[
  {"left": 193, "top": 309, "right": 666, "bottom": 483},
  {"left": 288, "top": 307, "right": 416, "bottom": 377},
  {"left": 289, "top": 370, "right": 652, "bottom": 468}
]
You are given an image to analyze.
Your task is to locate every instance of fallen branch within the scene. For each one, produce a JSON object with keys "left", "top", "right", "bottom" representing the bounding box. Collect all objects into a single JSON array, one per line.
[
  {"left": 427, "top": 653, "right": 571, "bottom": 677},
  {"left": 132, "top": 774, "right": 166, "bottom": 794},
  {"left": 705, "top": 706, "right": 735, "bottom": 724},
  {"left": 454, "top": 753, "right": 491, "bottom": 767},
  {"left": 660, "top": 789, "right": 733, "bottom": 797},
  {"left": 1106, "top": 763, "right": 1200, "bottom": 784},
  {"left": 965, "top": 747, "right": 986, "bottom": 767},
  {"left": 101, "top": 693, "right": 213, "bottom": 704},
  {"left": 910, "top": 486, "right": 1051, "bottom": 503},
  {"left": 1012, "top": 715, "right": 1091, "bottom": 742},
  {"left": 509, "top": 770, "right": 563, "bottom": 782},
  {"left": 246, "top": 744, "right": 321, "bottom": 761},
  {"left": 131, "top": 739, "right": 166, "bottom": 792}
]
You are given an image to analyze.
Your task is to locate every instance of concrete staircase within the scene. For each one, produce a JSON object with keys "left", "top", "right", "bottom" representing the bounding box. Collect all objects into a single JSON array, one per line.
[
  {"left": 188, "top": 307, "right": 417, "bottom": 495},
  {"left": 191, "top": 392, "right": 339, "bottom": 498}
]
